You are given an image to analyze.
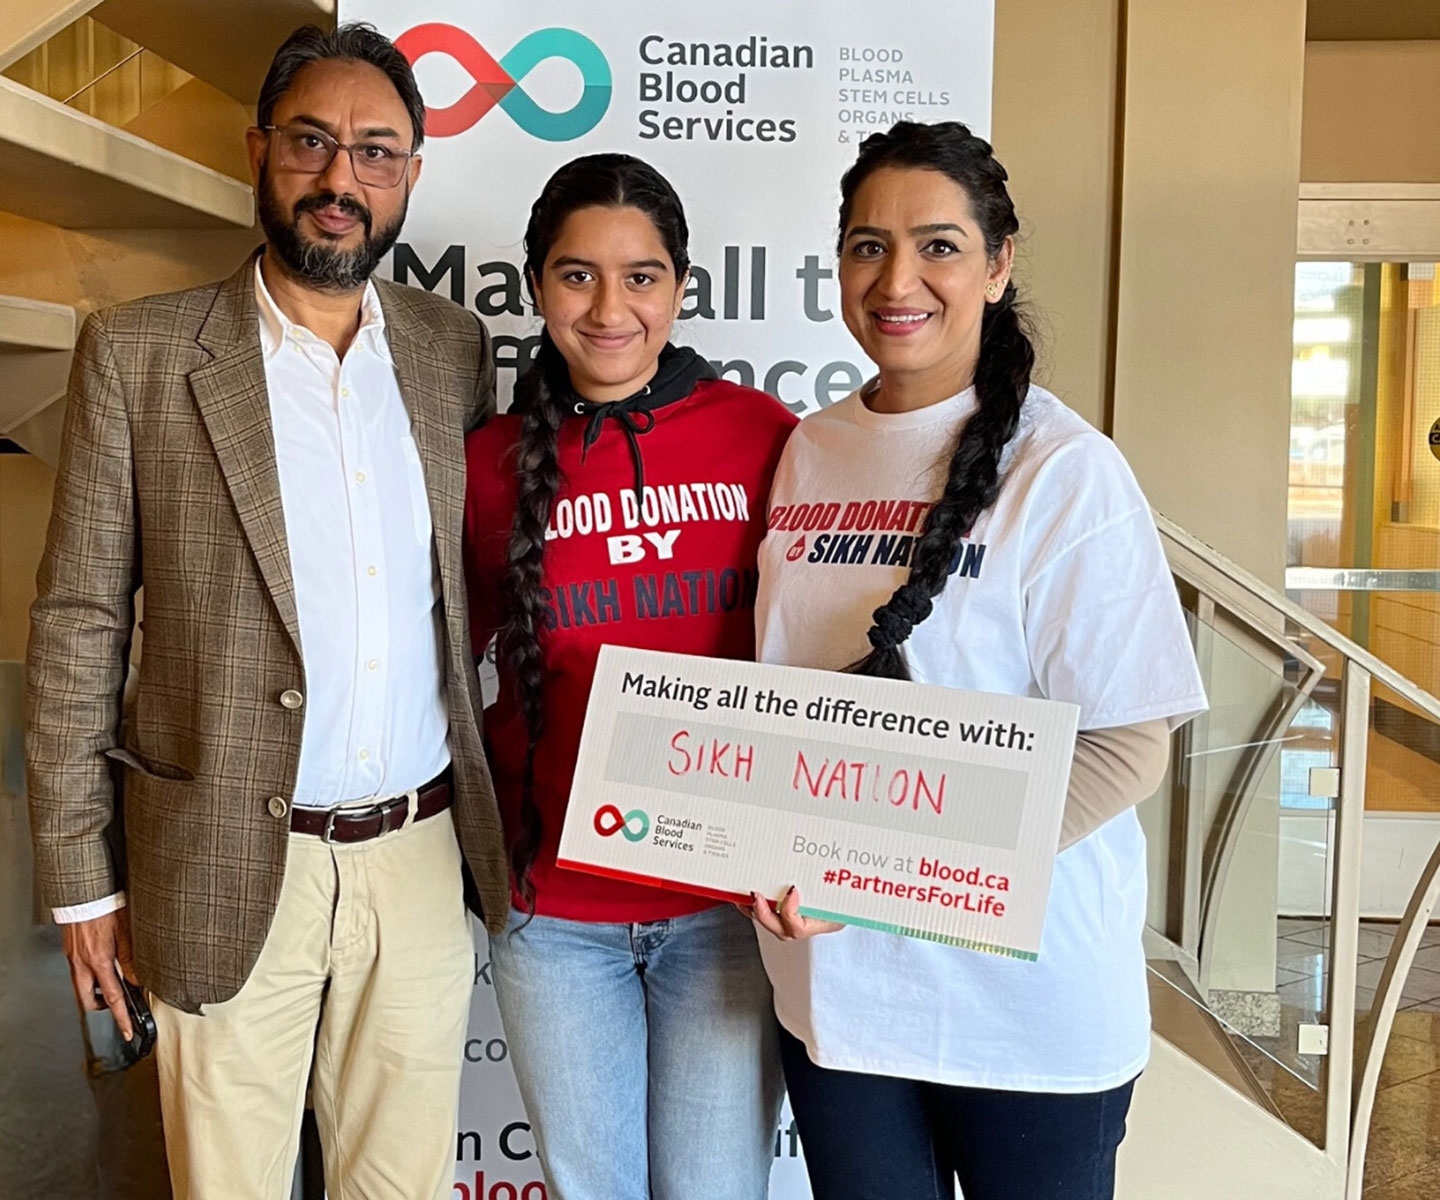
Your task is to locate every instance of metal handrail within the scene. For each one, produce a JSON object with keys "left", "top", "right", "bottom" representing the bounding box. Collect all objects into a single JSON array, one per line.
[
  {"left": 1347, "top": 840, "right": 1440, "bottom": 1200},
  {"left": 1158, "top": 513, "right": 1440, "bottom": 724},
  {"left": 61, "top": 47, "right": 144, "bottom": 106},
  {"left": 1156, "top": 510, "right": 1440, "bottom": 1198}
]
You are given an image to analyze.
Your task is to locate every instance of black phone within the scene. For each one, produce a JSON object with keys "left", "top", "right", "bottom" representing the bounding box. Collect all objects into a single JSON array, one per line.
[{"left": 93, "top": 975, "right": 158, "bottom": 1062}]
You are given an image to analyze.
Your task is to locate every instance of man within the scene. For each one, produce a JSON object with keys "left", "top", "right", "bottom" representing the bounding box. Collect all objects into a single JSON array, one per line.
[{"left": 26, "top": 24, "right": 508, "bottom": 1199}]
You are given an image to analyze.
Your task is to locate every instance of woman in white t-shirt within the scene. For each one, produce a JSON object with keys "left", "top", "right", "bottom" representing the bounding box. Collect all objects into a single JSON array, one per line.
[{"left": 748, "top": 121, "right": 1207, "bottom": 1200}]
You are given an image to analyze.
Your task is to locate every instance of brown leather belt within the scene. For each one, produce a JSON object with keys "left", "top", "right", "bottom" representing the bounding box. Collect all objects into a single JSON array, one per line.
[{"left": 290, "top": 775, "right": 452, "bottom": 844}]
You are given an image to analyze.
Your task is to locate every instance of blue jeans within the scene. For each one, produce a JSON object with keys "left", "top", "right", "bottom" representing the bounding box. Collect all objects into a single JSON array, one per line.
[
  {"left": 780, "top": 1028, "right": 1135, "bottom": 1200},
  {"left": 489, "top": 904, "right": 783, "bottom": 1200}
]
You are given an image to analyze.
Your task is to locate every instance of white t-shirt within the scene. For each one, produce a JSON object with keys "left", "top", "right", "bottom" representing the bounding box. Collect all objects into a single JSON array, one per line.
[{"left": 755, "top": 384, "right": 1207, "bottom": 1093}]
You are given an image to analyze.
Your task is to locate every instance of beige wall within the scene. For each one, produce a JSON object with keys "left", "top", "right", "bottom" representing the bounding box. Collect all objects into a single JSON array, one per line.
[
  {"left": 0, "top": 455, "right": 55, "bottom": 662},
  {"left": 997, "top": 0, "right": 1306, "bottom": 588},
  {"left": 1111, "top": 0, "right": 1307, "bottom": 587},
  {"left": 124, "top": 76, "right": 253, "bottom": 182},
  {"left": 1302, "top": 41, "right": 1440, "bottom": 183},
  {"left": 993, "top": 0, "right": 1120, "bottom": 430}
]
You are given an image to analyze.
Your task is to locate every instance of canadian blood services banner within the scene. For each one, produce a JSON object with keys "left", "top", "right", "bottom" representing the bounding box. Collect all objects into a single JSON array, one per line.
[{"left": 339, "top": 2, "right": 995, "bottom": 1193}]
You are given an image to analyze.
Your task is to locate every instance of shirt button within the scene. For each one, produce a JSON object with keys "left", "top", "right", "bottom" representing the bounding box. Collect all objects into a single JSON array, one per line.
[
  {"left": 341, "top": 387, "right": 351, "bottom": 398},
  {"left": 279, "top": 689, "right": 304, "bottom": 710},
  {"left": 358, "top": 748, "right": 370, "bottom": 761},
  {"left": 267, "top": 796, "right": 289, "bottom": 819},
  {"left": 355, "top": 471, "right": 367, "bottom": 484},
  {"left": 367, "top": 565, "right": 378, "bottom": 577},
  {"left": 367, "top": 659, "right": 379, "bottom": 671}
]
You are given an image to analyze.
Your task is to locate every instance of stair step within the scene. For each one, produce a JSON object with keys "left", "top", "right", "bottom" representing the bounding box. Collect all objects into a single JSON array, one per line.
[
  {"left": 0, "top": 295, "right": 76, "bottom": 353},
  {"left": 2, "top": 399, "right": 65, "bottom": 465},
  {"left": 0, "top": 0, "right": 103, "bottom": 73},
  {"left": 94, "top": 0, "right": 336, "bottom": 104},
  {"left": 0, "top": 76, "right": 253, "bottom": 228}
]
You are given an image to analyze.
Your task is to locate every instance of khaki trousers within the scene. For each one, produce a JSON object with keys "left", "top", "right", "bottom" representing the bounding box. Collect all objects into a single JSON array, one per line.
[{"left": 151, "top": 804, "right": 475, "bottom": 1200}]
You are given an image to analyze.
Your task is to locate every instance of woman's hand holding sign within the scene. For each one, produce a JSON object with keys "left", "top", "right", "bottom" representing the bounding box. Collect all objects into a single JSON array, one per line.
[{"left": 747, "top": 886, "right": 844, "bottom": 941}]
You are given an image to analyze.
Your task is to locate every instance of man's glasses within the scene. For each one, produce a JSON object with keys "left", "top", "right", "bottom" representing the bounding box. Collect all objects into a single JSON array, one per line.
[{"left": 259, "top": 124, "right": 416, "bottom": 189}]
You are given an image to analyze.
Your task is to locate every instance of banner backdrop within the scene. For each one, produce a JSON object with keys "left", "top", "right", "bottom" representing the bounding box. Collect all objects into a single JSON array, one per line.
[{"left": 339, "top": 2, "right": 995, "bottom": 1194}]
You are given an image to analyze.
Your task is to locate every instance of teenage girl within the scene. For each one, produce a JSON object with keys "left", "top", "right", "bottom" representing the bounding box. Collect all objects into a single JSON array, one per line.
[{"left": 463, "top": 153, "right": 795, "bottom": 1200}]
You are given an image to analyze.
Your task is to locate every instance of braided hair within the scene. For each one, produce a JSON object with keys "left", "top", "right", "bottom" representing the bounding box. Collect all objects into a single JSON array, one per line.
[
  {"left": 844, "top": 121, "right": 1036, "bottom": 680},
  {"left": 501, "top": 154, "right": 692, "bottom": 904}
]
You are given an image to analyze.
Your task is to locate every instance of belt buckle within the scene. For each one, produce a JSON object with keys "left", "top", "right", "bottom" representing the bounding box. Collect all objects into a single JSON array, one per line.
[{"left": 321, "top": 808, "right": 344, "bottom": 844}]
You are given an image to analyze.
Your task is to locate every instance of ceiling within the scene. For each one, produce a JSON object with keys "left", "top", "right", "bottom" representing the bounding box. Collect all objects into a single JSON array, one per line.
[{"left": 1308, "top": 0, "right": 1440, "bottom": 41}]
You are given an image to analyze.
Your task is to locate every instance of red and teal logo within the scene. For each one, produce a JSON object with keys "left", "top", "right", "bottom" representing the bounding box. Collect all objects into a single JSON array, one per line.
[
  {"left": 594, "top": 804, "right": 650, "bottom": 842},
  {"left": 397, "top": 25, "right": 611, "bottom": 141}
]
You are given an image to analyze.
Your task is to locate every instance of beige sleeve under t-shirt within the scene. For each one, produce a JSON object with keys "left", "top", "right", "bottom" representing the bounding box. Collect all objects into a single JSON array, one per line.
[{"left": 1060, "top": 719, "right": 1171, "bottom": 850}]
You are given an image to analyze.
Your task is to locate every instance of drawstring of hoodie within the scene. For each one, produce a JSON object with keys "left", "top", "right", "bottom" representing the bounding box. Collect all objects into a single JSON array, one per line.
[
  {"left": 560, "top": 344, "right": 718, "bottom": 503},
  {"left": 573, "top": 388, "right": 657, "bottom": 504}
]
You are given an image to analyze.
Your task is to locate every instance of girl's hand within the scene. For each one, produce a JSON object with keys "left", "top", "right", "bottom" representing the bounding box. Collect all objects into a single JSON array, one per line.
[{"left": 748, "top": 887, "right": 844, "bottom": 941}]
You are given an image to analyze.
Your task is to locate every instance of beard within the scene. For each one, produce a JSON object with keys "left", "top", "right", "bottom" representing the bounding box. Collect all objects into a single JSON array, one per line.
[{"left": 258, "top": 162, "right": 407, "bottom": 292}]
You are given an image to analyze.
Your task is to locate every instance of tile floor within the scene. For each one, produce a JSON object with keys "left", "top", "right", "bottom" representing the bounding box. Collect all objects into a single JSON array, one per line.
[
  {"left": 1359, "top": 1017, "right": 1440, "bottom": 1200},
  {"left": 1276, "top": 917, "right": 1440, "bottom": 1020},
  {"left": 9, "top": 911, "right": 1440, "bottom": 1197},
  {"left": 0, "top": 926, "right": 171, "bottom": 1200},
  {"left": 1252, "top": 918, "right": 1440, "bottom": 1198}
]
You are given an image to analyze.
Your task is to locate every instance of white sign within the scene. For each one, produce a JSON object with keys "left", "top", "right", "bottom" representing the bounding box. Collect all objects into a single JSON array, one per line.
[{"left": 559, "top": 647, "right": 1077, "bottom": 956}]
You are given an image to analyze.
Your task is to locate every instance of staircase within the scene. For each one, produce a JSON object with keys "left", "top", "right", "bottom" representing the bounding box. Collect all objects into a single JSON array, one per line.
[
  {"left": 1131, "top": 516, "right": 1440, "bottom": 1198},
  {"left": 0, "top": 1, "right": 335, "bottom": 464}
]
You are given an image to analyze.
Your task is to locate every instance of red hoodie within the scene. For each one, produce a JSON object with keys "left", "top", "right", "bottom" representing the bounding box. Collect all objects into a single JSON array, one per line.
[{"left": 464, "top": 372, "right": 797, "bottom": 921}]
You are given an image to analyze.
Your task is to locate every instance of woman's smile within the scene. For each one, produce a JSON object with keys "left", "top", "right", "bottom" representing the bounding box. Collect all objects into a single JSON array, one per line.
[{"left": 869, "top": 307, "right": 935, "bottom": 336}]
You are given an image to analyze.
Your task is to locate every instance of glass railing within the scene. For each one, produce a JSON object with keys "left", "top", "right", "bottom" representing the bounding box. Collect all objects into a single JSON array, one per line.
[{"left": 1150, "top": 516, "right": 1440, "bottom": 1195}]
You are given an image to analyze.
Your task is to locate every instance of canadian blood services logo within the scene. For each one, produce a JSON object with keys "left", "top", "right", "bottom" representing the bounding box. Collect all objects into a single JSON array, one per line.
[
  {"left": 594, "top": 804, "right": 651, "bottom": 842},
  {"left": 396, "top": 25, "right": 611, "bottom": 140}
]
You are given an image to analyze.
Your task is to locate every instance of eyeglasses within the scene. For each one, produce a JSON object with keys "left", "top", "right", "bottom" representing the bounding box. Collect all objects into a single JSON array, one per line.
[{"left": 259, "top": 124, "right": 417, "bottom": 189}]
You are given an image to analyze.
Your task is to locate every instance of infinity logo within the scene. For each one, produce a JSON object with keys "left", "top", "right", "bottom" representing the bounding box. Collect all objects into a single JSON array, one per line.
[
  {"left": 594, "top": 804, "right": 650, "bottom": 842},
  {"left": 396, "top": 25, "right": 611, "bottom": 140}
]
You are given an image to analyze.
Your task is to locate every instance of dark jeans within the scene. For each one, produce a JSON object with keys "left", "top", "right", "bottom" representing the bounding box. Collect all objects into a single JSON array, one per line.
[{"left": 780, "top": 1027, "right": 1136, "bottom": 1200}]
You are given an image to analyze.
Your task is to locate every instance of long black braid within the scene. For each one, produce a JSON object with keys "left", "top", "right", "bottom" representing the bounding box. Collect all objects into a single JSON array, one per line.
[
  {"left": 500, "top": 330, "right": 567, "bottom": 906},
  {"left": 500, "top": 154, "right": 692, "bottom": 904},
  {"left": 844, "top": 121, "right": 1036, "bottom": 680}
]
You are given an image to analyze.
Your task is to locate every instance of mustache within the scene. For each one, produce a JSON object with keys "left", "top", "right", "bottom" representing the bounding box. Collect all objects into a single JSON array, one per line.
[{"left": 293, "top": 192, "right": 372, "bottom": 234}]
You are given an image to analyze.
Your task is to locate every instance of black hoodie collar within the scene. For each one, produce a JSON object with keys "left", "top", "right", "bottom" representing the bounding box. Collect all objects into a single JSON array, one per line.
[{"left": 567, "top": 344, "right": 716, "bottom": 501}]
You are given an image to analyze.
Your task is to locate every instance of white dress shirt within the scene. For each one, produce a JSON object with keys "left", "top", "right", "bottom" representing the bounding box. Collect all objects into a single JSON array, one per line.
[{"left": 53, "top": 262, "right": 451, "bottom": 923}]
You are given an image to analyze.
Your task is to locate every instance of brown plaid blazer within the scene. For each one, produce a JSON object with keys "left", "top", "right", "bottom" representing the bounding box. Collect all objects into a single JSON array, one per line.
[{"left": 26, "top": 254, "right": 510, "bottom": 1012}]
